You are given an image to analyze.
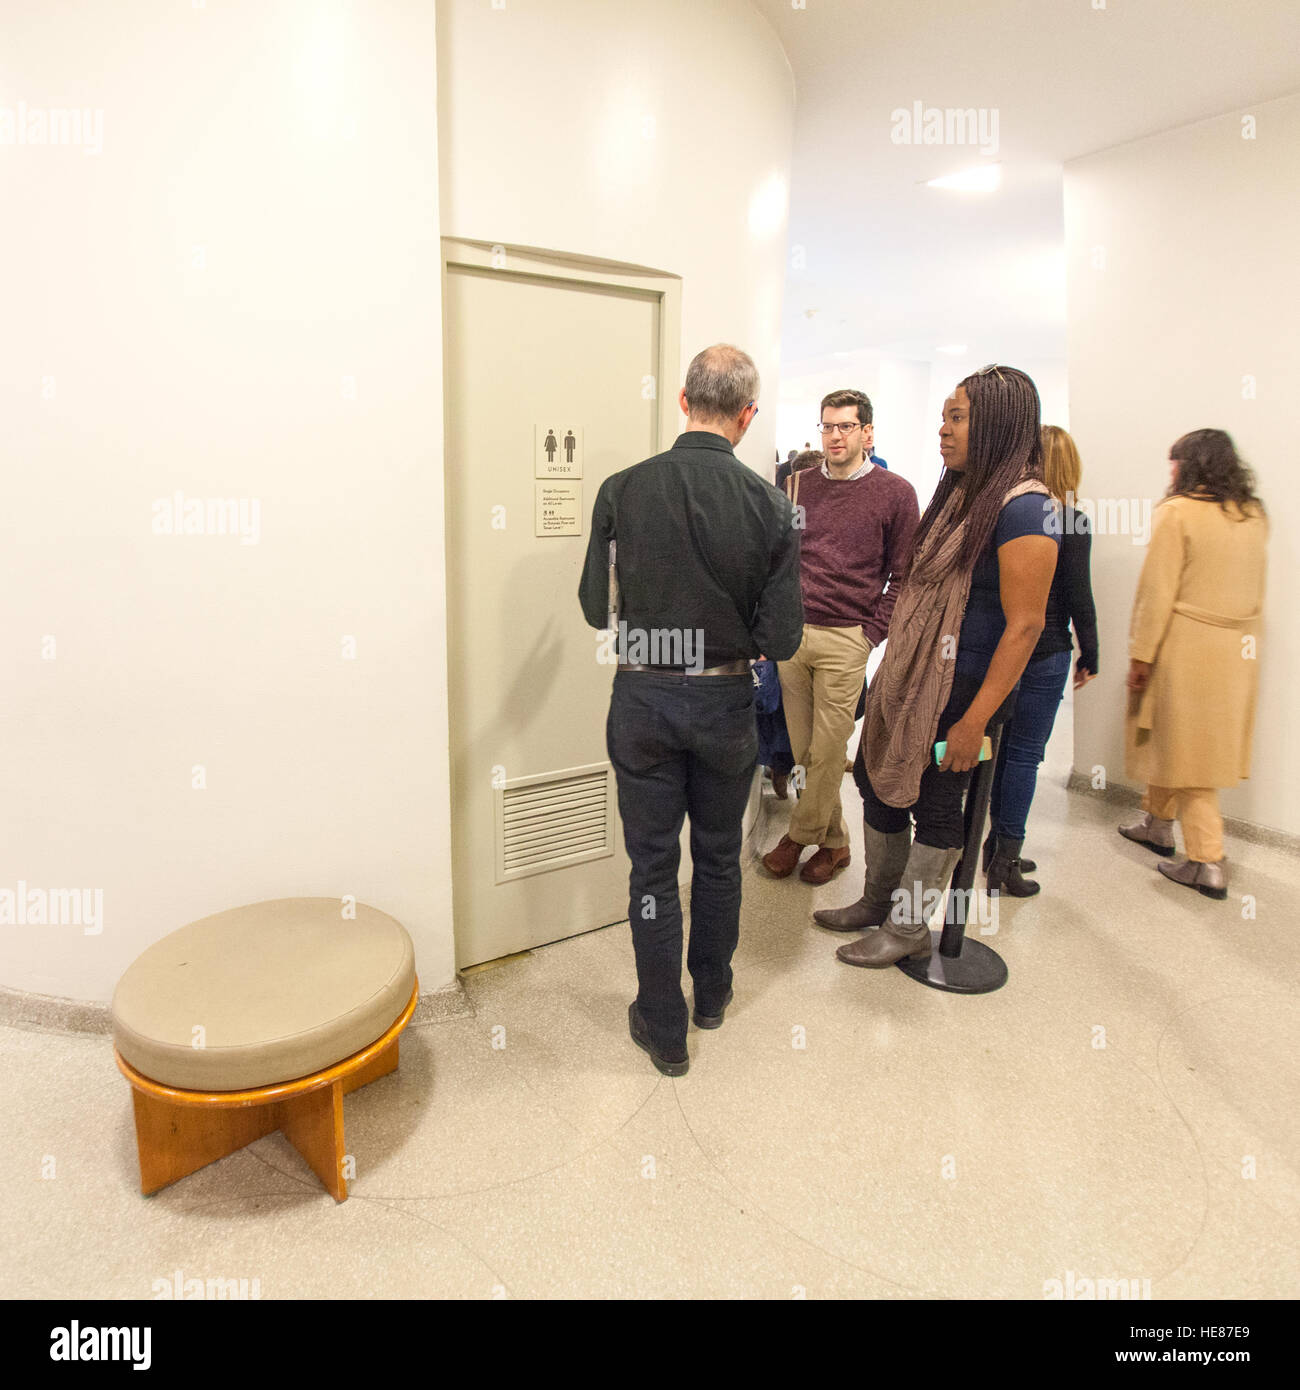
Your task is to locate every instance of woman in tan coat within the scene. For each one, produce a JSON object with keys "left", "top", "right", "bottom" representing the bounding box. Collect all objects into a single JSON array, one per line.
[{"left": 1120, "top": 429, "right": 1267, "bottom": 898}]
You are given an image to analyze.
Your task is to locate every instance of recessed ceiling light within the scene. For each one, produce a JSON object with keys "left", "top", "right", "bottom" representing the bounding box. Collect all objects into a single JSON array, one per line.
[
  {"left": 937, "top": 344, "right": 967, "bottom": 355},
  {"left": 926, "top": 164, "right": 1001, "bottom": 193}
]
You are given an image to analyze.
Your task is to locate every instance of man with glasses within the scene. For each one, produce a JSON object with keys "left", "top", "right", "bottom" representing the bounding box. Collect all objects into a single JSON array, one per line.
[
  {"left": 579, "top": 344, "right": 803, "bottom": 1076},
  {"left": 762, "top": 390, "right": 919, "bottom": 886}
]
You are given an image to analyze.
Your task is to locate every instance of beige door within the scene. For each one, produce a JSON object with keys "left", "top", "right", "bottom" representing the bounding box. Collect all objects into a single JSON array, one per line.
[{"left": 442, "top": 241, "right": 681, "bottom": 968}]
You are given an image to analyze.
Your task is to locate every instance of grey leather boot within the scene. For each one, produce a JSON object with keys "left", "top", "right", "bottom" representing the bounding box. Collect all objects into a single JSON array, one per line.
[
  {"left": 1158, "top": 857, "right": 1228, "bottom": 900},
  {"left": 1118, "top": 812, "right": 1176, "bottom": 857},
  {"left": 835, "top": 842, "right": 962, "bottom": 967},
  {"left": 813, "top": 823, "right": 911, "bottom": 932}
]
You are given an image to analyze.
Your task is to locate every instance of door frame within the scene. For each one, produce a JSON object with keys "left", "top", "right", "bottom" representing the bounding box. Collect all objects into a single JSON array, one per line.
[
  {"left": 439, "top": 239, "right": 683, "bottom": 967},
  {"left": 440, "top": 239, "right": 682, "bottom": 453}
]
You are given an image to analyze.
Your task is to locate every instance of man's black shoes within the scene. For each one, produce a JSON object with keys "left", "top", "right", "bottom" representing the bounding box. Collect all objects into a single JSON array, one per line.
[
  {"left": 628, "top": 1003, "right": 689, "bottom": 1077},
  {"left": 692, "top": 988, "right": 734, "bottom": 1030}
]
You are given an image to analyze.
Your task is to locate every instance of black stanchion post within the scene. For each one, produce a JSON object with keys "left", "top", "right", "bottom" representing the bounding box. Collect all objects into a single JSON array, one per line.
[{"left": 896, "top": 725, "right": 1009, "bottom": 994}]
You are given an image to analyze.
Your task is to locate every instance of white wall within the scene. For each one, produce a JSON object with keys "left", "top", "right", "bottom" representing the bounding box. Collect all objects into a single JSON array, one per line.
[
  {"left": 0, "top": 1, "right": 452, "bottom": 1000},
  {"left": 1065, "top": 92, "right": 1299, "bottom": 835},
  {"left": 2, "top": 0, "right": 796, "bottom": 1005},
  {"left": 436, "top": 0, "right": 794, "bottom": 474},
  {"left": 436, "top": 0, "right": 794, "bottom": 854}
]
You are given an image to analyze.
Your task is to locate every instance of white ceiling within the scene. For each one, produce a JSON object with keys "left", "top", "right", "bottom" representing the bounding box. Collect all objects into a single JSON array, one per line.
[{"left": 751, "top": 0, "right": 1300, "bottom": 365}]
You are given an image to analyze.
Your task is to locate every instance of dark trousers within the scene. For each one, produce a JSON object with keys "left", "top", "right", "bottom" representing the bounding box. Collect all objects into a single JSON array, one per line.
[
  {"left": 851, "top": 662, "right": 1019, "bottom": 848},
  {"left": 607, "top": 672, "right": 756, "bottom": 1053},
  {"left": 765, "top": 742, "right": 795, "bottom": 777},
  {"left": 852, "top": 694, "right": 995, "bottom": 849},
  {"left": 857, "top": 754, "right": 975, "bottom": 849},
  {"left": 989, "top": 649, "right": 1071, "bottom": 841}
]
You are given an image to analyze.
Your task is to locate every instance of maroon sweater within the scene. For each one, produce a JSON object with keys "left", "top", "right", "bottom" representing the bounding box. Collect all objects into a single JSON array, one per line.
[{"left": 793, "top": 466, "right": 920, "bottom": 644}]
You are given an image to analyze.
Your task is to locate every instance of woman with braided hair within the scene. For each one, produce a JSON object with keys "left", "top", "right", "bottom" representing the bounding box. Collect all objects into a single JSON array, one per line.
[{"left": 815, "top": 365, "right": 1060, "bottom": 968}]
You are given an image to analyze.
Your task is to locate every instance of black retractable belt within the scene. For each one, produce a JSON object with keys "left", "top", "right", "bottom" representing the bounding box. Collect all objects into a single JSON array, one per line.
[{"left": 896, "top": 725, "right": 1010, "bottom": 994}]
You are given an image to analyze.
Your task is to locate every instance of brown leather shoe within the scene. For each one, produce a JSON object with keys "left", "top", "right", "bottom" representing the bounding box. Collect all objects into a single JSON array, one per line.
[
  {"left": 799, "top": 845, "right": 851, "bottom": 884},
  {"left": 761, "top": 835, "right": 804, "bottom": 878}
]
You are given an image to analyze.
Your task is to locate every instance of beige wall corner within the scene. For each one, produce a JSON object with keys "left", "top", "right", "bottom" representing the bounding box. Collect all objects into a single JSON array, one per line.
[{"left": 1065, "top": 91, "right": 1299, "bottom": 837}]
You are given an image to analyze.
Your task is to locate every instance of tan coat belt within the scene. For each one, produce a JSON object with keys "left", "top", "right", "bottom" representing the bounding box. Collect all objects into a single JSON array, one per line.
[{"left": 1171, "top": 600, "right": 1260, "bottom": 630}]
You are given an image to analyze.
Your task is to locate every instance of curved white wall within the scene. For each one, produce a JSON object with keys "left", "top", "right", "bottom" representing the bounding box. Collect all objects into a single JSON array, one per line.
[
  {"left": 437, "top": 0, "right": 795, "bottom": 473},
  {"left": 1, "top": 1, "right": 449, "bottom": 1003},
  {"left": 2, "top": 0, "right": 793, "bottom": 1006}
]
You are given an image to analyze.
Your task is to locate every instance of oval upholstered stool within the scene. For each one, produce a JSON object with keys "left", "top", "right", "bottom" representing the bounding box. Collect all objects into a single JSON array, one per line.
[{"left": 111, "top": 898, "right": 417, "bottom": 1203}]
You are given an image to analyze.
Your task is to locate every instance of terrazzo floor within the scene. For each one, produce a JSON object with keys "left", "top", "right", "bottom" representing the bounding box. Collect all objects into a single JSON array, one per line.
[{"left": 4, "top": 697, "right": 1297, "bottom": 1300}]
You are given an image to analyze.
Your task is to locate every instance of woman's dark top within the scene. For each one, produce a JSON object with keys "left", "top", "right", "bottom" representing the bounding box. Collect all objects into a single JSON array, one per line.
[
  {"left": 1034, "top": 506, "right": 1099, "bottom": 673},
  {"left": 937, "top": 492, "right": 1060, "bottom": 735}
]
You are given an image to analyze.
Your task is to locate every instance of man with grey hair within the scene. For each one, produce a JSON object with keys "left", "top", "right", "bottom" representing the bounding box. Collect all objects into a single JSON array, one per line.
[{"left": 579, "top": 344, "right": 803, "bottom": 1076}]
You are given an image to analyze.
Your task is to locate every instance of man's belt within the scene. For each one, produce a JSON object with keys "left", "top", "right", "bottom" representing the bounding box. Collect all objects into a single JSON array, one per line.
[{"left": 620, "top": 660, "right": 751, "bottom": 677}]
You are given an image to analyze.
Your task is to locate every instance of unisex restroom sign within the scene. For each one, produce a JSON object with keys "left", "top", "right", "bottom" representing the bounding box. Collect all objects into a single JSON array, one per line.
[{"left": 535, "top": 423, "right": 583, "bottom": 478}]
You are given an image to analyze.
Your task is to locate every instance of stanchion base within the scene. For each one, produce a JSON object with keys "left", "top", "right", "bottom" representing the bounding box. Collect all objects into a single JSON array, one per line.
[{"left": 895, "top": 932, "right": 1008, "bottom": 994}]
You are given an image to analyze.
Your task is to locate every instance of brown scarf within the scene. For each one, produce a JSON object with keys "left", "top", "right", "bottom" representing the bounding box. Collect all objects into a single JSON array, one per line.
[{"left": 861, "top": 477, "right": 1050, "bottom": 807}]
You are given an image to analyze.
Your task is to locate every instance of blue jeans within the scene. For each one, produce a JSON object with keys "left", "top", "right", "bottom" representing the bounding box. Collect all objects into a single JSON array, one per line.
[
  {"left": 989, "top": 649, "right": 1072, "bottom": 842},
  {"left": 606, "top": 672, "right": 757, "bottom": 1053}
]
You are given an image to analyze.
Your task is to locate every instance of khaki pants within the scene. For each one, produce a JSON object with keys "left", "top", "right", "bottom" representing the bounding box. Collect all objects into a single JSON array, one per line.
[
  {"left": 1143, "top": 785, "right": 1223, "bottom": 862},
  {"left": 778, "top": 624, "right": 872, "bottom": 849}
]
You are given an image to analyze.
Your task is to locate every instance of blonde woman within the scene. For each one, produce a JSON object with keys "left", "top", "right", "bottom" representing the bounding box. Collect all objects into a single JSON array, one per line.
[
  {"left": 983, "top": 425, "right": 1099, "bottom": 894},
  {"left": 1119, "top": 429, "right": 1267, "bottom": 899}
]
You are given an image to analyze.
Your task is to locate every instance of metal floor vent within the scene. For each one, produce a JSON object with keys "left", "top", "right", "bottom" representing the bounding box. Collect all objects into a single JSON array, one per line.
[{"left": 494, "top": 763, "right": 616, "bottom": 884}]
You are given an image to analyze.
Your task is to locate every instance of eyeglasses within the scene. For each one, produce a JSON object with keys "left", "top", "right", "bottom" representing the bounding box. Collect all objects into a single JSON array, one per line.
[
  {"left": 974, "top": 364, "right": 1005, "bottom": 381},
  {"left": 818, "top": 422, "right": 863, "bottom": 436}
]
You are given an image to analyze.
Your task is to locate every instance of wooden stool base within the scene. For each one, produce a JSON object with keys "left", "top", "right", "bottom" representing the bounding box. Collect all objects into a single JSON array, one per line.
[{"left": 116, "top": 981, "right": 418, "bottom": 1203}]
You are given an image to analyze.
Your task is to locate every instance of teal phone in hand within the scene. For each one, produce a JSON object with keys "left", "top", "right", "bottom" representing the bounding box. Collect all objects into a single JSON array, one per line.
[{"left": 934, "top": 735, "right": 993, "bottom": 765}]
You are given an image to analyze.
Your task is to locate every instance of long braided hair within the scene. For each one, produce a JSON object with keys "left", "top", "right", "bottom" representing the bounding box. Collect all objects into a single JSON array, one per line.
[{"left": 908, "top": 365, "right": 1044, "bottom": 574}]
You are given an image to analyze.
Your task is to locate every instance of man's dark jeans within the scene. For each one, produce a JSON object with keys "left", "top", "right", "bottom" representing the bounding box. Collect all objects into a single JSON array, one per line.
[{"left": 607, "top": 671, "right": 756, "bottom": 1055}]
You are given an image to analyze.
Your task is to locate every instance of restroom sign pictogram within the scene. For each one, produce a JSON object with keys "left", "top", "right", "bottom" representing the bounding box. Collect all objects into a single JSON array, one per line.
[{"left": 535, "top": 423, "right": 583, "bottom": 478}]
